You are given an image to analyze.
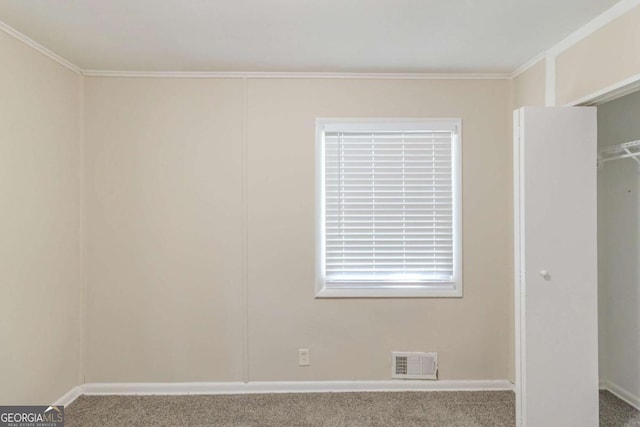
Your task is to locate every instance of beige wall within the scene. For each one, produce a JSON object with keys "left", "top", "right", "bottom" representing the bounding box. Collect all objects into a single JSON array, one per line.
[
  {"left": 247, "top": 78, "right": 511, "bottom": 381},
  {"left": 512, "top": 60, "right": 546, "bottom": 109},
  {"left": 556, "top": 5, "right": 640, "bottom": 106},
  {"left": 84, "top": 77, "right": 512, "bottom": 382},
  {"left": 4, "top": 0, "right": 640, "bottom": 397},
  {"left": 84, "top": 77, "right": 245, "bottom": 382},
  {"left": 0, "top": 32, "right": 81, "bottom": 404}
]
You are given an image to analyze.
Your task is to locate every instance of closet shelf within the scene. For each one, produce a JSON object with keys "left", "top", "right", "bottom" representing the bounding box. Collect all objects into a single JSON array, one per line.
[{"left": 598, "top": 139, "right": 640, "bottom": 167}]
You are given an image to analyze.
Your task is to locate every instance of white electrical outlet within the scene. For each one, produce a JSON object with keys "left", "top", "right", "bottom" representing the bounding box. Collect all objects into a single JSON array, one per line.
[{"left": 298, "top": 348, "right": 310, "bottom": 366}]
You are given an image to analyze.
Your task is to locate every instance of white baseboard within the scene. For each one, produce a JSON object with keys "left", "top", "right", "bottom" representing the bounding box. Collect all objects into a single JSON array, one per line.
[
  {"left": 80, "top": 380, "right": 513, "bottom": 396},
  {"left": 604, "top": 381, "right": 640, "bottom": 411},
  {"left": 53, "top": 386, "right": 83, "bottom": 407}
]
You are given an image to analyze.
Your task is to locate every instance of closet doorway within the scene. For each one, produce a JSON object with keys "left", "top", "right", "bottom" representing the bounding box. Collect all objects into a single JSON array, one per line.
[{"left": 596, "top": 89, "right": 640, "bottom": 424}]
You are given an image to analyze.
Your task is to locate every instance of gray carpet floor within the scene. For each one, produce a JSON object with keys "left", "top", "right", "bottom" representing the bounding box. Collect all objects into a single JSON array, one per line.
[
  {"left": 600, "top": 390, "right": 640, "bottom": 427},
  {"left": 64, "top": 390, "right": 639, "bottom": 426}
]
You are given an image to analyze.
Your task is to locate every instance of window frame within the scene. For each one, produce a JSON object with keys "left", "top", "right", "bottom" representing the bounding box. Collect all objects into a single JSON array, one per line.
[{"left": 315, "top": 118, "right": 463, "bottom": 298}]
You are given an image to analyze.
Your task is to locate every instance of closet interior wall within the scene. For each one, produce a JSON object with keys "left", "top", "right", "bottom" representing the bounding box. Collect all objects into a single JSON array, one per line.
[{"left": 597, "top": 89, "right": 640, "bottom": 406}]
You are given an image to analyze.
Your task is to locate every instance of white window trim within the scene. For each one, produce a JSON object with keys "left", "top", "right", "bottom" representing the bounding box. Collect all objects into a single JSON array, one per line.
[{"left": 315, "top": 118, "right": 463, "bottom": 298}]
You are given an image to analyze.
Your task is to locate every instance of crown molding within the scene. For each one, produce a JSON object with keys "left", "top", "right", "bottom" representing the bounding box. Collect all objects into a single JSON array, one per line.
[
  {"left": 80, "top": 70, "right": 510, "bottom": 79},
  {"left": 510, "top": 0, "right": 640, "bottom": 77},
  {"left": 510, "top": 52, "right": 545, "bottom": 79},
  {"left": 0, "top": 20, "right": 80, "bottom": 74},
  {"left": 7, "top": 0, "right": 639, "bottom": 81},
  {"left": 0, "top": 17, "right": 508, "bottom": 79},
  {"left": 548, "top": 0, "right": 640, "bottom": 56}
]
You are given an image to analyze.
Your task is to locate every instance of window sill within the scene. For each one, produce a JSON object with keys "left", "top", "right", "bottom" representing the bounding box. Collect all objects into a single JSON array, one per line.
[{"left": 315, "top": 284, "right": 462, "bottom": 298}]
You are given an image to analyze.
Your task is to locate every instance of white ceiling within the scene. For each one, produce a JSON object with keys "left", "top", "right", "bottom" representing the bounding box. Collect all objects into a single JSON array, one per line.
[{"left": 0, "top": 0, "right": 621, "bottom": 73}]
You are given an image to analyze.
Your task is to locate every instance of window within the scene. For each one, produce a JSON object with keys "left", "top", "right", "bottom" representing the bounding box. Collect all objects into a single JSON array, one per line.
[{"left": 316, "top": 119, "right": 462, "bottom": 297}]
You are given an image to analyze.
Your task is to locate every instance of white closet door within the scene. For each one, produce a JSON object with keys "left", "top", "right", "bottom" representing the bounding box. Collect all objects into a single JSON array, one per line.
[{"left": 514, "top": 107, "right": 598, "bottom": 427}]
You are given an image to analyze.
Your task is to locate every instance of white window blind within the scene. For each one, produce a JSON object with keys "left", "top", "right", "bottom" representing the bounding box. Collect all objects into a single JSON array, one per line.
[{"left": 317, "top": 120, "right": 461, "bottom": 297}]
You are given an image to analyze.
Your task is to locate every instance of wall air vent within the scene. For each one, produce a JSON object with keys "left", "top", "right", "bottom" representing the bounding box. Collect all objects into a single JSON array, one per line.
[{"left": 392, "top": 352, "right": 438, "bottom": 380}]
